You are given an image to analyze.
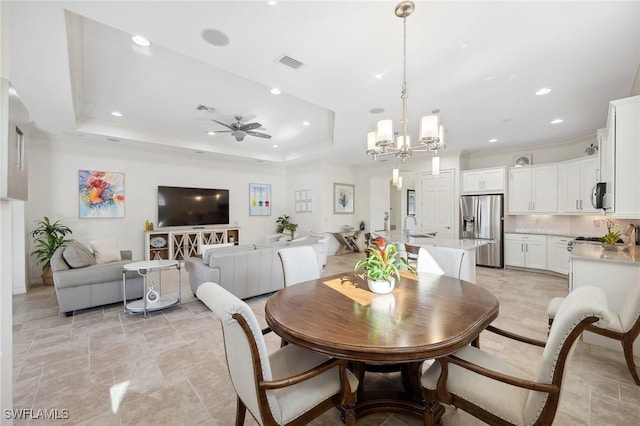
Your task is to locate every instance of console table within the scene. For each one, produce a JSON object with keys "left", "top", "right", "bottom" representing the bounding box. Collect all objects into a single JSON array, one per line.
[
  {"left": 331, "top": 231, "right": 361, "bottom": 255},
  {"left": 144, "top": 226, "right": 240, "bottom": 260}
]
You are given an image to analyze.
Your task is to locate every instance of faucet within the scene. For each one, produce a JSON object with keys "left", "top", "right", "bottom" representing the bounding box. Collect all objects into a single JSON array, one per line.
[{"left": 404, "top": 215, "right": 417, "bottom": 236}]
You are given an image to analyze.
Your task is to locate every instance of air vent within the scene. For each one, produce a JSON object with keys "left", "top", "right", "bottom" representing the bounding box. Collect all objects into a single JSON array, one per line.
[
  {"left": 196, "top": 104, "right": 215, "bottom": 112},
  {"left": 277, "top": 54, "right": 304, "bottom": 70}
]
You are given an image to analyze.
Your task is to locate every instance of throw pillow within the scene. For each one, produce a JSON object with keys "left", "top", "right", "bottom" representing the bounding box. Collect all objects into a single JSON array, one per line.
[
  {"left": 62, "top": 242, "right": 96, "bottom": 268},
  {"left": 90, "top": 238, "right": 122, "bottom": 264}
]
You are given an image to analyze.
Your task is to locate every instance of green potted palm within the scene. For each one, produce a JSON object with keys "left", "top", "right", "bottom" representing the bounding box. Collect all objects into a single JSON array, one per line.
[
  {"left": 354, "top": 237, "right": 414, "bottom": 294},
  {"left": 30, "top": 217, "right": 73, "bottom": 285}
]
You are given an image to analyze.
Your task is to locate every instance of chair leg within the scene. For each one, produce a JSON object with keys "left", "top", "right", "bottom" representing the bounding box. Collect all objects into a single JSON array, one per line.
[
  {"left": 235, "top": 397, "right": 246, "bottom": 426},
  {"left": 621, "top": 338, "right": 640, "bottom": 385}
]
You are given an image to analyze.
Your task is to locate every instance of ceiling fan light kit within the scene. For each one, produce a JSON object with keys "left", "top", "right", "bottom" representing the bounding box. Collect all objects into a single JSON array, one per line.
[
  {"left": 366, "top": 1, "right": 446, "bottom": 180},
  {"left": 212, "top": 115, "right": 272, "bottom": 142}
]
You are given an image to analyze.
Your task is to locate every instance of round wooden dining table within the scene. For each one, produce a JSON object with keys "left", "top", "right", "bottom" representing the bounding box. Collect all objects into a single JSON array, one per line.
[{"left": 265, "top": 270, "right": 499, "bottom": 421}]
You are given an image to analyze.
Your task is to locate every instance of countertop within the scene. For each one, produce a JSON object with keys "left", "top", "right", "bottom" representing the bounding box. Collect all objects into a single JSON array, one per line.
[
  {"left": 371, "top": 231, "right": 491, "bottom": 250},
  {"left": 569, "top": 244, "right": 640, "bottom": 265},
  {"left": 505, "top": 229, "right": 576, "bottom": 238}
]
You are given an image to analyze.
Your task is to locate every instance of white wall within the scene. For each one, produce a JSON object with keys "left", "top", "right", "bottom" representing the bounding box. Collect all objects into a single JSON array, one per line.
[{"left": 26, "top": 133, "right": 289, "bottom": 284}]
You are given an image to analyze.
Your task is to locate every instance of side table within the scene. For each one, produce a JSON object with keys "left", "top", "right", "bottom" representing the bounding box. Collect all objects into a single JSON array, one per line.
[
  {"left": 122, "top": 259, "right": 181, "bottom": 318},
  {"left": 331, "top": 231, "right": 361, "bottom": 255}
]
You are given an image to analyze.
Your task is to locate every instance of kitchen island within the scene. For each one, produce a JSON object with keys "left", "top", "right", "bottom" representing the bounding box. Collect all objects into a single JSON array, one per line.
[
  {"left": 569, "top": 244, "right": 640, "bottom": 353},
  {"left": 371, "top": 231, "right": 491, "bottom": 283}
]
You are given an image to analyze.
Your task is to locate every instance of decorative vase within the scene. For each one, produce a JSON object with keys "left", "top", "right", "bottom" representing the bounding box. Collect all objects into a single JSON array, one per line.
[
  {"left": 367, "top": 277, "right": 396, "bottom": 294},
  {"left": 602, "top": 243, "right": 617, "bottom": 252}
]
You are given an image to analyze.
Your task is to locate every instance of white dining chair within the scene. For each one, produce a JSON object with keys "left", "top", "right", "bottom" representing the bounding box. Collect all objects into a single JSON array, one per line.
[
  {"left": 197, "top": 281, "right": 358, "bottom": 426},
  {"left": 277, "top": 245, "right": 321, "bottom": 287},
  {"left": 416, "top": 246, "right": 465, "bottom": 279},
  {"left": 421, "top": 285, "right": 611, "bottom": 426}
]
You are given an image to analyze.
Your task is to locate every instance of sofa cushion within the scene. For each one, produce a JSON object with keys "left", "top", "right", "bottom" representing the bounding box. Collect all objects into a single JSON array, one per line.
[
  {"left": 62, "top": 242, "right": 96, "bottom": 269},
  {"left": 90, "top": 239, "right": 122, "bottom": 264}
]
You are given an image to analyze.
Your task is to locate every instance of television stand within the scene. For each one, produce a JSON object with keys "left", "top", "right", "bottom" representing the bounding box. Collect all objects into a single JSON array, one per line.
[{"left": 144, "top": 225, "right": 240, "bottom": 261}]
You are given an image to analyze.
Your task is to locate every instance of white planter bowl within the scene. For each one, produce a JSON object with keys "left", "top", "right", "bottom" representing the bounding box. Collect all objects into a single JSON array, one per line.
[{"left": 367, "top": 277, "right": 396, "bottom": 294}]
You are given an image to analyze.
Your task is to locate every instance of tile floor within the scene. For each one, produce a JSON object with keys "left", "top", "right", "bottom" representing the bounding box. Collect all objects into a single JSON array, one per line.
[{"left": 11, "top": 253, "right": 640, "bottom": 425}]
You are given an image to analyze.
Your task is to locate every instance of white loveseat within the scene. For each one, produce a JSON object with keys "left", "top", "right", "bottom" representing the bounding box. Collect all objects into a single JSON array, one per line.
[{"left": 185, "top": 237, "right": 326, "bottom": 299}]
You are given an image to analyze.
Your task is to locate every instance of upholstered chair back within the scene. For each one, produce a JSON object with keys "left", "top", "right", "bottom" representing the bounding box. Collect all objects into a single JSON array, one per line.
[
  {"left": 197, "top": 282, "right": 271, "bottom": 425},
  {"left": 524, "top": 286, "right": 611, "bottom": 423},
  {"left": 417, "top": 246, "right": 465, "bottom": 279},
  {"left": 618, "top": 280, "right": 640, "bottom": 332},
  {"left": 278, "top": 246, "right": 320, "bottom": 287}
]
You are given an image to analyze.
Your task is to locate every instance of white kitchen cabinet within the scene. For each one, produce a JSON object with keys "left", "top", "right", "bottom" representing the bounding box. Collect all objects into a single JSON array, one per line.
[
  {"left": 461, "top": 167, "right": 505, "bottom": 194},
  {"left": 607, "top": 96, "right": 640, "bottom": 218},
  {"left": 546, "top": 236, "right": 571, "bottom": 275},
  {"left": 507, "top": 165, "right": 558, "bottom": 214},
  {"left": 504, "top": 233, "right": 547, "bottom": 270},
  {"left": 558, "top": 157, "right": 599, "bottom": 214}
]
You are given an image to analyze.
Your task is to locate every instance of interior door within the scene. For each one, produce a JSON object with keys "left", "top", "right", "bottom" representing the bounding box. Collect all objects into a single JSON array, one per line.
[
  {"left": 419, "top": 170, "right": 455, "bottom": 239},
  {"left": 369, "top": 176, "right": 391, "bottom": 232}
]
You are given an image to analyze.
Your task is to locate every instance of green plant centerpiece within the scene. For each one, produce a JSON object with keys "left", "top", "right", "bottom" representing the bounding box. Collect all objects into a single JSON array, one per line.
[
  {"left": 276, "top": 214, "right": 298, "bottom": 240},
  {"left": 601, "top": 219, "right": 621, "bottom": 251},
  {"left": 354, "top": 237, "right": 414, "bottom": 294},
  {"left": 30, "top": 217, "right": 73, "bottom": 286}
]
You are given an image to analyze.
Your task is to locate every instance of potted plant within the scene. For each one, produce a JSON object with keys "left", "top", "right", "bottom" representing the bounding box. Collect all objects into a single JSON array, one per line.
[
  {"left": 276, "top": 215, "right": 291, "bottom": 234},
  {"left": 601, "top": 219, "right": 621, "bottom": 251},
  {"left": 30, "top": 217, "right": 73, "bottom": 285},
  {"left": 354, "top": 237, "right": 414, "bottom": 294},
  {"left": 284, "top": 222, "right": 298, "bottom": 240}
]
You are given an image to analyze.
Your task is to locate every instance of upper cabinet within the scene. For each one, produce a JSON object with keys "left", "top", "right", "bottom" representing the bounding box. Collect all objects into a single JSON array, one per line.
[
  {"left": 606, "top": 96, "right": 640, "bottom": 219},
  {"left": 461, "top": 167, "right": 506, "bottom": 194},
  {"left": 558, "top": 157, "right": 599, "bottom": 214},
  {"left": 507, "top": 165, "right": 558, "bottom": 214}
]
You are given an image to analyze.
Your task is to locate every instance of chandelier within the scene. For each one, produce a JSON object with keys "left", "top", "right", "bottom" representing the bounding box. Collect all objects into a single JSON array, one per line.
[{"left": 366, "top": 1, "right": 445, "bottom": 175}]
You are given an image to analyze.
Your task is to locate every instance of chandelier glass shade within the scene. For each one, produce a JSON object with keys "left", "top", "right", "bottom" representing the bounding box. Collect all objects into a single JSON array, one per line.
[{"left": 366, "top": 1, "right": 446, "bottom": 171}]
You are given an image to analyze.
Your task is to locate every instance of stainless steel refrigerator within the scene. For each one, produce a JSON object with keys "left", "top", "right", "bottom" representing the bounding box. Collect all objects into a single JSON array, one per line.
[{"left": 460, "top": 194, "right": 504, "bottom": 268}]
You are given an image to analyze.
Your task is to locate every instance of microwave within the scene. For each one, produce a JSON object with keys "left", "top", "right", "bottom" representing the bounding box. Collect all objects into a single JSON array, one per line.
[{"left": 591, "top": 182, "right": 606, "bottom": 209}]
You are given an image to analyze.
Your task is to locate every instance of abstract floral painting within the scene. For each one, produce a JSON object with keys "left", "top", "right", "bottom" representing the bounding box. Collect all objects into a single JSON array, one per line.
[
  {"left": 334, "top": 183, "right": 354, "bottom": 214},
  {"left": 249, "top": 183, "right": 271, "bottom": 216},
  {"left": 78, "top": 170, "right": 125, "bottom": 218}
]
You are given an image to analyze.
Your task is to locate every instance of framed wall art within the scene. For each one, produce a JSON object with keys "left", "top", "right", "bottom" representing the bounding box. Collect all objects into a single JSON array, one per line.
[
  {"left": 333, "top": 183, "right": 354, "bottom": 214},
  {"left": 249, "top": 183, "right": 271, "bottom": 216},
  {"left": 78, "top": 170, "right": 125, "bottom": 218},
  {"left": 295, "top": 189, "right": 312, "bottom": 213},
  {"left": 407, "top": 189, "right": 416, "bottom": 216}
]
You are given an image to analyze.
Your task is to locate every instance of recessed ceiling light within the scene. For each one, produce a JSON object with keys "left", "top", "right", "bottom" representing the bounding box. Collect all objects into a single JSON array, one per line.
[
  {"left": 488, "top": 138, "right": 498, "bottom": 143},
  {"left": 111, "top": 111, "right": 122, "bottom": 117},
  {"left": 201, "top": 28, "right": 230, "bottom": 47},
  {"left": 272, "top": 144, "right": 279, "bottom": 148},
  {"left": 106, "top": 138, "right": 120, "bottom": 143},
  {"left": 550, "top": 118, "right": 564, "bottom": 124},
  {"left": 460, "top": 43, "right": 468, "bottom": 50},
  {"left": 195, "top": 151, "right": 205, "bottom": 154},
  {"left": 270, "top": 88, "right": 281, "bottom": 95},
  {"left": 131, "top": 35, "right": 151, "bottom": 47},
  {"left": 483, "top": 76, "right": 495, "bottom": 81},
  {"left": 267, "top": 0, "right": 278, "bottom": 5},
  {"left": 535, "top": 87, "right": 552, "bottom": 96},
  {"left": 302, "top": 121, "right": 310, "bottom": 126},
  {"left": 207, "top": 131, "right": 216, "bottom": 136},
  {"left": 369, "top": 107, "right": 385, "bottom": 114},
  {"left": 374, "top": 73, "right": 384, "bottom": 79}
]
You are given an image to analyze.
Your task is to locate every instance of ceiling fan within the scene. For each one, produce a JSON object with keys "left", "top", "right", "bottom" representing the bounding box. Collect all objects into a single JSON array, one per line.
[{"left": 212, "top": 115, "right": 272, "bottom": 142}]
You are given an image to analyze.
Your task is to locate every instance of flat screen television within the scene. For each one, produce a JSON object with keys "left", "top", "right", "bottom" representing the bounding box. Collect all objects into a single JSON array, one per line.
[{"left": 157, "top": 186, "right": 229, "bottom": 227}]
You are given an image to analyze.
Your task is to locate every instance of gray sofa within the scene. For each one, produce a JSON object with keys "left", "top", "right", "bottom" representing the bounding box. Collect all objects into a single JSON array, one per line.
[
  {"left": 50, "top": 244, "right": 144, "bottom": 315},
  {"left": 185, "top": 237, "right": 325, "bottom": 299}
]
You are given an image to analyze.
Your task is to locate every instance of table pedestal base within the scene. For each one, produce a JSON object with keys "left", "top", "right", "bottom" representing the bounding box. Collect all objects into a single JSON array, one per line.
[{"left": 348, "top": 361, "right": 445, "bottom": 425}]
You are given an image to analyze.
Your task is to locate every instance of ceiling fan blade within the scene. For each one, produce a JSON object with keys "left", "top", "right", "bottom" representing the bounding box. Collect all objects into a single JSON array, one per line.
[
  {"left": 214, "top": 130, "right": 233, "bottom": 133},
  {"left": 246, "top": 131, "right": 272, "bottom": 139},
  {"left": 211, "top": 119, "right": 235, "bottom": 130},
  {"left": 239, "top": 122, "right": 262, "bottom": 131}
]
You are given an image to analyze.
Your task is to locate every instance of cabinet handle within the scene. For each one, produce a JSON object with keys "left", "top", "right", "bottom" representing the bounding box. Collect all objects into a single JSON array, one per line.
[
  {"left": 521, "top": 243, "right": 524, "bottom": 252},
  {"left": 580, "top": 200, "right": 583, "bottom": 209}
]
